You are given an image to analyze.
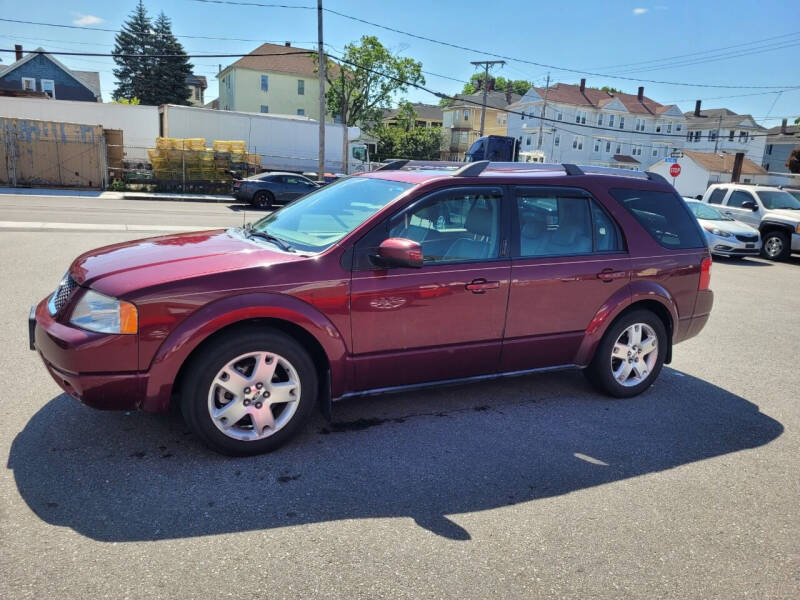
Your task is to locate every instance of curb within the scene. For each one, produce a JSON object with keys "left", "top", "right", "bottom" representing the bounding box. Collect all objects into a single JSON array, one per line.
[{"left": 121, "top": 193, "right": 234, "bottom": 203}]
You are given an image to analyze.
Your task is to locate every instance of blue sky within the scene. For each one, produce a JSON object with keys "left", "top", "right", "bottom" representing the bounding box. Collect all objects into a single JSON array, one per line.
[{"left": 2, "top": 0, "right": 798, "bottom": 125}]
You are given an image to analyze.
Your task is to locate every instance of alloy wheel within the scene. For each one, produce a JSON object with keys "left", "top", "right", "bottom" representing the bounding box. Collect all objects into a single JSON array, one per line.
[
  {"left": 207, "top": 351, "right": 301, "bottom": 441},
  {"left": 610, "top": 323, "right": 659, "bottom": 387},
  {"left": 764, "top": 235, "right": 783, "bottom": 258}
]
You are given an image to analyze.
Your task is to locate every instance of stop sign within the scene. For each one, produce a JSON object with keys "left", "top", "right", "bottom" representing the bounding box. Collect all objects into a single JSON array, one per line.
[{"left": 669, "top": 163, "right": 681, "bottom": 177}]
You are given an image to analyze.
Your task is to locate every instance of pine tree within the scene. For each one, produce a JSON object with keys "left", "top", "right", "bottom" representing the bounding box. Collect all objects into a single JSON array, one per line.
[
  {"left": 151, "top": 12, "right": 193, "bottom": 105},
  {"left": 112, "top": 1, "right": 154, "bottom": 103},
  {"left": 112, "top": 2, "right": 193, "bottom": 106}
]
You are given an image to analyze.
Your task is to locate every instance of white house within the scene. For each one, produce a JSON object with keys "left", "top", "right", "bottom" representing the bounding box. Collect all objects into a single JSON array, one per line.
[
  {"left": 506, "top": 79, "right": 687, "bottom": 170},
  {"left": 649, "top": 150, "right": 768, "bottom": 198},
  {"left": 680, "top": 102, "right": 766, "bottom": 165}
]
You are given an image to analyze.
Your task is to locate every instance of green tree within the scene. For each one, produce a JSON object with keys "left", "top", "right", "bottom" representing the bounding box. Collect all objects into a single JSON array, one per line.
[
  {"left": 439, "top": 74, "right": 533, "bottom": 107},
  {"left": 794, "top": 116, "right": 800, "bottom": 125},
  {"left": 373, "top": 124, "right": 442, "bottom": 162},
  {"left": 318, "top": 35, "right": 425, "bottom": 169},
  {"left": 112, "top": 2, "right": 193, "bottom": 105},
  {"left": 787, "top": 147, "right": 800, "bottom": 173},
  {"left": 600, "top": 86, "right": 623, "bottom": 94},
  {"left": 391, "top": 100, "right": 417, "bottom": 131}
]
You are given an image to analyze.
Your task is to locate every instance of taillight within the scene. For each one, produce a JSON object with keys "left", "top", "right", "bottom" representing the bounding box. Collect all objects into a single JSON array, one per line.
[{"left": 699, "top": 256, "right": 712, "bottom": 290}]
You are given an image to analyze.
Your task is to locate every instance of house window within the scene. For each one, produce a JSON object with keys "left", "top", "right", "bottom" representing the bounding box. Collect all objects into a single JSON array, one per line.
[
  {"left": 619, "top": 117, "right": 625, "bottom": 129},
  {"left": 652, "top": 147, "right": 658, "bottom": 157},
  {"left": 593, "top": 139, "right": 600, "bottom": 152},
  {"left": 615, "top": 143, "right": 621, "bottom": 154},
  {"left": 739, "top": 131, "right": 748, "bottom": 142},
  {"left": 464, "top": 109, "right": 470, "bottom": 121},
  {"left": 521, "top": 113, "right": 525, "bottom": 121},
  {"left": 452, "top": 131, "right": 460, "bottom": 145},
  {"left": 728, "top": 130, "right": 735, "bottom": 141},
  {"left": 261, "top": 75, "right": 269, "bottom": 92},
  {"left": 297, "top": 109, "right": 305, "bottom": 116},
  {"left": 194, "top": 87, "right": 201, "bottom": 101},
  {"left": 573, "top": 135, "right": 584, "bottom": 150},
  {"left": 575, "top": 110, "right": 586, "bottom": 124},
  {"left": 666, "top": 122, "right": 672, "bottom": 133},
  {"left": 21, "top": 77, "right": 36, "bottom": 91},
  {"left": 460, "top": 131, "right": 468, "bottom": 145},
  {"left": 526, "top": 135, "right": 532, "bottom": 146},
  {"left": 556, "top": 111, "right": 563, "bottom": 121},
  {"left": 40, "top": 79, "right": 55, "bottom": 99},
  {"left": 709, "top": 131, "right": 717, "bottom": 141},
  {"left": 676, "top": 123, "right": 682, "bottom": 132},
  {"left": 597, "top": 114, "right": 603, "bottom": 126},
  {"left": 608, "top": 115, "right": 615, "bottom": 128},
  {"left": 554, "top": 134, "right": 560, "bottom": 147},
  {"left": 260, "top": 105, "right": 269, "bottom": 113},
  {"left": 297, "top": 79, "right": 304, "bottom": 95},
  {"left": 653, "top": 120, "right": 660, "bottom": 133},
  {"left": 605, "top": 141, "right": 611, "bottom": 152},
  {"left": 767, "top": 144, "right": 773, "bottom": 155}
]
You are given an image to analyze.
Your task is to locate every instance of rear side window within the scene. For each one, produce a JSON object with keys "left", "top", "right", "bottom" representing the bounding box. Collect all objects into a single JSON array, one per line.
[
  {"left": 610, "top": 188, "right": 705, "bottom": 249},
  {"left": 707, "top": 188, "right": 726, "bottom": 204}
]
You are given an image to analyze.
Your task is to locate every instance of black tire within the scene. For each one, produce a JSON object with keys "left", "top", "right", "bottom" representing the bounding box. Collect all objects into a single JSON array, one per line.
[
  {"left": 253, "top": 190, "right": 274, "bottom": 209},
  {"left": 584, "top": 309, "right": 667, "bottom": 398},
  {"left": 761, "top": 230, "right": 790, "bottom": 260},
  {"left": 180, "top": 328, "right": 318, "bottom": 456}
]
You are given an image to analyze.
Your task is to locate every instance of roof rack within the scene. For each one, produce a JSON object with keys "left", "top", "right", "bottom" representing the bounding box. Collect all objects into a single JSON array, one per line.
[{"left": 375, "top": 159, "right": 672, "bottom": 184}]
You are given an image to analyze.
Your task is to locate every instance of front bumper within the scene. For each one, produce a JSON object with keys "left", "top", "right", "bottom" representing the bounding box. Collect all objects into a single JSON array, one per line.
[
  {"left": 705, "top": 231, "right": 761, "bottom": 256},
  {"left": 30, "top": 298, "right": 146, "bottom": 411},
  {"left": 791, "top": 233, "right": 800, "bottom": 252}
]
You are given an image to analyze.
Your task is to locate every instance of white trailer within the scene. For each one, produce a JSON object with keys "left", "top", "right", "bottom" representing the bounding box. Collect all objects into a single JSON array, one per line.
[
  {"left": 160, "top": 105, "right": 368, "bottom": 174},
  {"left": 0, "top": 97, "right": 159, "bottom": 162}
]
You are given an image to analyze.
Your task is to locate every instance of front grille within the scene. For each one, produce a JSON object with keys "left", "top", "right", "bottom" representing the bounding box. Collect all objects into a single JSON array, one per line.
[
  {"left": 735, "top": 234, "right": 758, "bottom": 243},
  {"left": 51, "top": 274, "right": 78, "bottom": 313}
]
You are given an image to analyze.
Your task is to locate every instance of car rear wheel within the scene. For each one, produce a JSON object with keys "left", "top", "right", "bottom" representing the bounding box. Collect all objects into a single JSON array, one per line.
[
  {"left": 253, "top": 190, "right": 274, "bottom": 209},
  {"left": 181, "top": 329, "right": 317, "bottom": 456},
  {"left": 584, "top": 310, "right": 667, "bottom": 398},
  {"left": 761, "top": 230, "right": 790, "bottom": 260}
]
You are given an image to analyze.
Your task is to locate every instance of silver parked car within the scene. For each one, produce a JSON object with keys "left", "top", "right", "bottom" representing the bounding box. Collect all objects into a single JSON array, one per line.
[{"left": 685, "top": 200, "right": 761, "bottom": 258}]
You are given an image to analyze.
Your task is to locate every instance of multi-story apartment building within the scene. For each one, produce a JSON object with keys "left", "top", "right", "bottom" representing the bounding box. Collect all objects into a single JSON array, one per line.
[
  {"left": 506, "top": 79, "right": 686, "bottom": 170},
  {"left": 441, "top": 89, "right": 520, "bottom": 160},
  {"left": 186, "top": 74, "right": 207, "bottom": 107},
  {"left": 217, "top": 42, "right": 337, "bottom": 119},
  {"left": 681, "top": 102, "right": 766, "bottom": 164},
  {"left": 762, "top": 121, "right": 799, "bottom": 174}
]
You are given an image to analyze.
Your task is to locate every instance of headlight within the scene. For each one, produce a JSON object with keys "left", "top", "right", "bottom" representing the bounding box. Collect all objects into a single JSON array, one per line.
[
  {"left": 704, "top": 226, "right": 732, "bottom": 238},
  {"left": 70, "top": 290, "right": 138, "bottom": 334}
]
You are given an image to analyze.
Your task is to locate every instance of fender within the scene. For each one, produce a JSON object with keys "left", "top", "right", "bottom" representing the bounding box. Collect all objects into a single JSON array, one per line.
[
  {"left": 759, "top": 220, "right": 795, "bottom": 234},
  {"left": 142, "top": 292, "right": 348, "bottom": 412},
  {"left": 574, "top": 280, "right": 679, "bottom": 366}
]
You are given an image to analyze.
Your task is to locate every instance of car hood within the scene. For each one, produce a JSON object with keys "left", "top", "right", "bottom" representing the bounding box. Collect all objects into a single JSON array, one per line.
[
  {"left": 70, "top": 228, "right": 305, "bottom": 297},
  {"left": 765, "top": 208, "right": 800, "bottom": 222},
  {"left": 697, "top": 218, "right": 759, "bottom": 235}
]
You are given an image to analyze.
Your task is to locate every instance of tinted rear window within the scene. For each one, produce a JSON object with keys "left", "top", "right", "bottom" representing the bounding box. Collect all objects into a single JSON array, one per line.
[
  {"left": 610, "top": 188, "right": 705, "bottom": 249},
  {"left": 707, "top": 188, "right": 726, "bottom": 204}
]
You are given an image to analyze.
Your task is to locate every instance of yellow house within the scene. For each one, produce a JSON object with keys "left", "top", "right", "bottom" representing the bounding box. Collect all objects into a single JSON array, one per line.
[
  {"left": 441, "top": 90, "right": 519, "bottom": 159},
  {"left": 217, "top": 42, "right": 338, "bottom": 119}
]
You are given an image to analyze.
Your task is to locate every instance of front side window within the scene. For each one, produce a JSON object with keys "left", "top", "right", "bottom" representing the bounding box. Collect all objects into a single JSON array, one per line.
[
  {"left": 756, "top": 190, "right": 800, "bottom": 210},
  {"left": 726, "top": 190, "right": 755, "bottom": 208},
  {"left": 251, "top": 177, "right": 414, "bottom": 253},
  {"left": 610, "top": 188, "right": 705, "bottom": 249},
  {"left": 517, "top": 193, "right": 610, "bottom": 257},
  {"left": 688, "top": 202, "right": 732, "bottom": 221},
  {"left": 388, "top": 189, "right": 502, "bottom": 263}
]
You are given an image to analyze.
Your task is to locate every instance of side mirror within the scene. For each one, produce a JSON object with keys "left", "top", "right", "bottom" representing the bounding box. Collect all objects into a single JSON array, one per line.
[
  {"left": 742, "top": 200, "right": 758, "bottom": 211},
  {"left": 376, "top": 238, "right": 423, "bottom": 269}
]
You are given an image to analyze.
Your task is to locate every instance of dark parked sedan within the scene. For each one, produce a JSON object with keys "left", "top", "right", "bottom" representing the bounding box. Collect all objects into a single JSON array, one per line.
[{"left": 233, "top": 172, "right": 320, "bottom": 208}]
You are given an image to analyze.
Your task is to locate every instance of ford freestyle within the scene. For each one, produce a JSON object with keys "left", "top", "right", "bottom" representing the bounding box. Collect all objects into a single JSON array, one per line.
[{"left": 30, "top": 161, "right": 714, "bottom": 456}]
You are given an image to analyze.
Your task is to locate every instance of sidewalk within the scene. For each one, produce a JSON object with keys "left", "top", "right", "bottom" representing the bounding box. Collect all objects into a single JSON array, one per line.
[{"left": 0, "top": 187, "right": 234, "bottom": 203}]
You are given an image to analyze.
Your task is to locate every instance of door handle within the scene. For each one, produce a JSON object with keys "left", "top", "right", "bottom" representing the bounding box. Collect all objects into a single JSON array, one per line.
[
  {"left": 465, "top": 279, "right": 500, "bottom": 293},
  {"left": 596, "top": 268, "right": 627, "bottom": 282}
]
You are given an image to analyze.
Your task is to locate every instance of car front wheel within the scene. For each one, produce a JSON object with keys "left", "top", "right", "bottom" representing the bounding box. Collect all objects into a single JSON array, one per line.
[
  {"left": 181, "top": 329, "right": 318, "bottom": 456},
  {"left": 584, "top": 310, "right": 667, "bottom": 398},
  {"left": 761, "top": 230, "right": 790, "bottom": 260}
]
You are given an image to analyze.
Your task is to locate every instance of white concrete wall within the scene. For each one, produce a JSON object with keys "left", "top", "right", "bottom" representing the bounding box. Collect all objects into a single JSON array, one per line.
[{"left": 0, "top": 97, "right": 158, "bottom": 161}]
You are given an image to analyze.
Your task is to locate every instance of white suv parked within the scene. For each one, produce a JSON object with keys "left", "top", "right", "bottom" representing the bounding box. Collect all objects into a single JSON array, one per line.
[{"left": 701, "top": 183, "right": 800, "bottom": 260}]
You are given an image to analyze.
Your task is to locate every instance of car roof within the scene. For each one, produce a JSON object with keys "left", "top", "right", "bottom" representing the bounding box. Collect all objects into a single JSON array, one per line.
[{"left": 709, "top": 182, "right": 783, "bottom": 192}]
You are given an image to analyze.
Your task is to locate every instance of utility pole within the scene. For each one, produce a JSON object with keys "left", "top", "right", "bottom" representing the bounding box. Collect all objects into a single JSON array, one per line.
[
  {"left": 537, "top": 73, "right": 550, "bottom": 151},
  {"left": 471, "top": 59, "right": 505, "bottom": 137},
  {"left": 316, "top": 0, "right": 326, "bottom": 182},
  {"left": 713, "top": 114, "right": 722, "bottom": 153}
]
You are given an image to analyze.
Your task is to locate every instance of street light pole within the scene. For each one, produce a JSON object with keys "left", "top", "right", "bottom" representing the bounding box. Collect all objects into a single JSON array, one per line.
[{"left": 316, "top": 0, "right": 326, "bottom": 183}]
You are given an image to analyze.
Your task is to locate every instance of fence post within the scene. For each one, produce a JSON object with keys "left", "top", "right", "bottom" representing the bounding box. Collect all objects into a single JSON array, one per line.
[{"left": 181, "top": 140, "right": 186, "bottom": 193}]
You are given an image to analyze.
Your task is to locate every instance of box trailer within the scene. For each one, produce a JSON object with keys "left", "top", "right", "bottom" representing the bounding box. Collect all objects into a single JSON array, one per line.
[{"left": 160, "top": 105, "right": 369, "bottom": 174}]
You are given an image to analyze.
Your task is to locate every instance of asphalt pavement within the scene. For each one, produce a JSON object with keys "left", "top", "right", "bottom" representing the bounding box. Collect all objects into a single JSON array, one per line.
[{"left": 0, "top": 193, "right": 798, "bottom": 599}]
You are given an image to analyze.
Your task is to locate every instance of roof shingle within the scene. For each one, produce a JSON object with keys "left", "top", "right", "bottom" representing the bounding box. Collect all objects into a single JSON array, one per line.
[
  {"left": 683, "top": 150, "right": 767, "bottom": 175},
  {"left": 222, "top": 42, "right": 338, "bottom": 78},
  {"left": 522, "top": 83, "right": 672, "bottom": 115}
]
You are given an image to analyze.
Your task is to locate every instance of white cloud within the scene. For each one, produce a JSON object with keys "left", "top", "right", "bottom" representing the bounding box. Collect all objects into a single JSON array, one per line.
[
  {"left": 633, "top": 8, "right": 648, "bottom": 15},
  {"left": 72, "top": 14, "right": 104, "bottom": 26}
]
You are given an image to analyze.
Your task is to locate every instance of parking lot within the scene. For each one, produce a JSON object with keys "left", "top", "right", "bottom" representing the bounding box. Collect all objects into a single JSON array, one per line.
[{"left": 1, "top": 196, "right": 798, "bottom": 599}]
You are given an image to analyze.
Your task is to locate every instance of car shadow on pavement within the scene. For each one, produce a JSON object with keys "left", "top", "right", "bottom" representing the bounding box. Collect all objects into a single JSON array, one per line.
[
  {"left": 8, "top": 368, "right": 783, "bottom": 542},
  {"left": 713, "top": 256, "right": 772, "bottom": 267}
]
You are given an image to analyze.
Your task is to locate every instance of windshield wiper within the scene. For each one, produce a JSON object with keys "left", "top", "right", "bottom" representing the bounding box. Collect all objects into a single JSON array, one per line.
[{"left": 246, "top": 229, "right": 293, "bottom": 252}]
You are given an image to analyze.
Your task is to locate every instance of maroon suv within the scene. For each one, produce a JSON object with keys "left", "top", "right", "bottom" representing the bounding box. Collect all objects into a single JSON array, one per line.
[{"left": 30, "top": 161, "right": 713, "bottom": 455}]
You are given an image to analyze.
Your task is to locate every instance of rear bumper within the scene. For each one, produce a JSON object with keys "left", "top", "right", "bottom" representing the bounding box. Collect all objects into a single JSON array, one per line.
[
  {"left": 675, "top": 289, "right": 713, "bottom": 344},
  {"left": 31, "top": 298, "right": 147, "bottom": 411}
]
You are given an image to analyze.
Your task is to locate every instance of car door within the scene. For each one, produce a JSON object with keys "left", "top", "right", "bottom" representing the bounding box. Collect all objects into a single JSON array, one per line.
[
  {"left": 269, "top": 175, "right": 291, "bottom": 203},
  {"left": 722, "top": 189, "right": 760, "bottom": 227},
  {"left": 349, "top": 186, "right": 512, "bottom": 391},
  {"left": 501, "top": 186, "right": 631, "bottom": 371},
  {"left": 283, "top": 175, "right": 311, "bottom": 201}
]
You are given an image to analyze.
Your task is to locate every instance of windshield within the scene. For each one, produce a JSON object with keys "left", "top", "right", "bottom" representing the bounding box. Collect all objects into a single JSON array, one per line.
[
  {"left": 251, "top": 177, "right": 414, "bottom": 252},
  {"left": 756, "top": 190, "right": 800, "bottom": 210},
  {"left": 687, "top": 202, "right": 732, "bottom": 221}
]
